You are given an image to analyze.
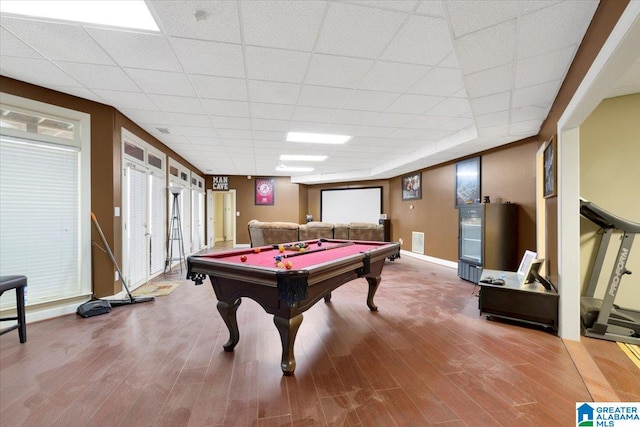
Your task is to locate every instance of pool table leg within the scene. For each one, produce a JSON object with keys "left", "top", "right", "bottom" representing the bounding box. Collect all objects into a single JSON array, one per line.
[
  {"left": 273, "top": 314, "right": 303, "bottom": 376},
  {"left": 366, "top": 276, "right": 381, "bottom": 311},
  {"left": 324, "top": 292, "right": 332, "bottom": 303},
  {"left": 217, "top": 298, "right": 241, "bottom": 351}
]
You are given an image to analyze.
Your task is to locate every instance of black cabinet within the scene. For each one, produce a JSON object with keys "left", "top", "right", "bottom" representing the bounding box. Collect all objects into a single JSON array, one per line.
[
  {"left": 479, "top": 269, "right": 559, "bottom": 330},
  {"left": 458, "top": 203, "right": 517, "bottom": 283}
]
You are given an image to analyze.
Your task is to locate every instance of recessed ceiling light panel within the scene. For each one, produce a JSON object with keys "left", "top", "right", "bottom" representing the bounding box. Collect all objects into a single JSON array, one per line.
[
  {"left": 279, "top": 154, "right": 327, "bottom": 162},
  {"left": 286, "top": 132, "right": 351, "bottom": 144},
  {"left": 0, "top": 1, "right": 160, "bottom": 32}
]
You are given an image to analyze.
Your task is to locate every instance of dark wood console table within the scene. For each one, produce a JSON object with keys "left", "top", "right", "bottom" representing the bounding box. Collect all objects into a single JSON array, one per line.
[{"left": 478, "top": 269, "right": 559, "bottom": 331}]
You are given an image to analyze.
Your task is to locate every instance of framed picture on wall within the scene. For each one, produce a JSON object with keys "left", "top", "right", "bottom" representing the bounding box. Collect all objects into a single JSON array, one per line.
[
  {"left": 543, "top": 136, "right": 557, "bottom": 198},
  {"left": 455, "top": 156, "right": 481, "bottom": 207},
  {"left": 255, "top": 177, "right": 275, "bottom": 205},
  {"left": 401, "top": 172, "right": 422, "bottom": 201}
]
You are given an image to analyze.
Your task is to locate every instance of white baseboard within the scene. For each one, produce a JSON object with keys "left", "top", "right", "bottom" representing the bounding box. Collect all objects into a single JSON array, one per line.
[{"left": 399, "top": 250, "right": 458, "bottom": 269}]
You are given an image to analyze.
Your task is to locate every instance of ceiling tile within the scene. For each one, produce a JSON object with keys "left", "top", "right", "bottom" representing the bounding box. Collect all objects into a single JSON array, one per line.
[
  {"left": 248, "top": 80, "right": 300, "bottom": 104},
  {"left": 0, "top": 26, "right": 45, "bottom": 58},
  {"left": 292, "top": 106, "right": 336, "bottom": 123},
  {"left": 331, "top": 109, "right": 377, "bottom": 125},
  {"left": 475, "top": 110, "right": 509, "bottom": 128},
  {"left": 345, "top": 1, "right": 419, "bottom": 13},
  {"left": 408, "top": 67, "right": 465, "bottom": 97},
  {"left": 121, "top": 109, "right": 169, "bottom": 124},
  {"left": 370, "top": 112, "right": 416, "bottom": 128},
  {"left": 86, "top": 27, "right": 182, "bottom": 72},
  {"left": 463, "top": 63, "right": 513, "bottom": 98},
  {"left": 250, "top": 103, "right": 295, "bottom": 121},
  {"left": 165, "top": 112, "right": 212, "bottom": 127},
  {"left": 341, "top": 90, "right": 398, "bottom": 112},
  {"left": 514, "top": 45, "right": 576, "bottom": 89},
  {"left": 170, "top": 37, "right": 245, "bottom": 77},
  {"left": 148, "top": 94, "right": 206, "bottom": 114},
  {"left": 426, "top": 97, "right": 471, "bottom": 117},
  {"left": 403, "top": 115, "right": 452, "bottom": 130},
  {"left": 511, "top": 105, "right": 548, "bottom": 123},
  {"left": 216, "top": 128, "right": 252, "bottom": 139},
  {"left": 297, "top": 85, "right": 352, "bottom": 108},
  {"left": 380, "top": 15, "right": 452, "bottom": 66},
  {"left": 455, "top": 19, "right": 516, "bottom": 75},
  {"left": 316, "top": 2, "right": 407, "bottom": 58},
  {"left": 358, "top": 61, "right": 430, "bottom": 92},
  {"left": 469, "top": 91, "right": 511, "bottom": 116},
  {"left": 445, "top": 1, "right": 521, "bottom": 38},
  {"left": 414, "top": 1, "right": 445, "bottom": 17},
  {"left": 93, "top": 89, "right": 158, "bottom": 111},
  {"left": 178, "top": 126, "right": 218, "bottom": 137},
  {"left": 251, "top": 118, "right": 290, "bottom": 132},
  {"left": 245, "top": 46, "right": 311, "bottom": 83},
  {"left": 201, "top": 99, "right": 250, "bottom": 117},
  {"left": 252, "top": 130, "right": 286, "bottom": 141},
  {"left": 386, "top": 94, "right": 443, "bottom": 114},
  {"left": 125, "top": 68, "right": 196, "bottom": 97},
  {"left": 240, "top": 0, "right": 326, "bottom": 51},
  {"left": 54, "top": 62, "right": 138, "bottom": 91},
  {"left": 512, "top": 80, "right": 561, "bottom": 108},
  {"left": 0, "top": 56, "right": 80, "bottom": 87},
  {"left": 1, "top": 17, "right": 114, "bottom": 64},
  {"left": 304, "top": 54, "right": 374, "bottom": 88},
  {"left": 148, "top": 0, "right": 241, "bottom": 43},
  {"left": 517, "top": 0, "right": 598, "bottom": 59},
  {"left": 189, "top": 74, "right": 247, "bottom": 101},
  {"left": 211, "top": 116, "right": 251, "bottom": 129}
]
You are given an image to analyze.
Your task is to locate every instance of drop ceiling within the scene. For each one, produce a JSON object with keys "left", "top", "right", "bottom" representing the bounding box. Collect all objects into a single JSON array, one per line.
[{"left": 0, "top": 0, "right": 617, "bottom": 183}]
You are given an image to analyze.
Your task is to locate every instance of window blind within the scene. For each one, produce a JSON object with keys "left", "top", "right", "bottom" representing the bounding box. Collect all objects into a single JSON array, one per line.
[
  {"left": 126, "top": 167, "right": 147, "bottom": 287},
  {"left": 149, "top": 173, "right": 165, "bottom": 275},
  {"left": 0, "top": 137, "right": 80, "bottom": 308}
]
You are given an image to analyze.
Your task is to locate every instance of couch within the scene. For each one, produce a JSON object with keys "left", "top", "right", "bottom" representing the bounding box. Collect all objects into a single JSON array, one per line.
[{"left": 248, "top": 220, "right": 386, "bottom": 247}]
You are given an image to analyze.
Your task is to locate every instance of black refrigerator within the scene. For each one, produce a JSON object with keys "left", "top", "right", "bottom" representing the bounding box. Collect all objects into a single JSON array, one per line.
[{"left": 457, "top": 203, "right": 518, "bottom": 283}]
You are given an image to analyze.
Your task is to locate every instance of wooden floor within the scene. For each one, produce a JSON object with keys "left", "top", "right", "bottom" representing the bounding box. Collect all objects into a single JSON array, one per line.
[{"left": 1, "top": 250, "right": 638, "bottom": 426}]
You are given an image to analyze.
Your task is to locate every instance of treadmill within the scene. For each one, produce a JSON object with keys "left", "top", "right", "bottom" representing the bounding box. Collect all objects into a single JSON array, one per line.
[{"left": 579, "top": 198, "right": 640, "bottom": 345}]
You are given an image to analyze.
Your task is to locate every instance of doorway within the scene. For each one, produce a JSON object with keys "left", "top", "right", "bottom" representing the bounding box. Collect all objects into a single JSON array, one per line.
[{"left": 208, "top": 189, "right": 236, "bottom": 248}]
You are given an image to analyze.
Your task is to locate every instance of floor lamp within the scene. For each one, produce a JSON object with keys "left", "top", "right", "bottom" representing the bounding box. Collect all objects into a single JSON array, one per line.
[{"left": 165, "top": 185, "right": 186, "bottom": 274}]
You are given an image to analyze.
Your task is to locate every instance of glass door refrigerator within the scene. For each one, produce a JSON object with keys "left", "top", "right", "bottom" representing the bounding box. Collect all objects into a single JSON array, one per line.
[{"left": 457, "top": 203, "right": 518, "bottom": 283}]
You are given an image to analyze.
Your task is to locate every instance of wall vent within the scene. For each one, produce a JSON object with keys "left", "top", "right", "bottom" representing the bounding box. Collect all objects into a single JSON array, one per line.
[
  {"left": 156, "top": 127, "right": 170, "bottom": 134},
  {"left": 412, "top": 231, "right": 424, "bottom": 255}
]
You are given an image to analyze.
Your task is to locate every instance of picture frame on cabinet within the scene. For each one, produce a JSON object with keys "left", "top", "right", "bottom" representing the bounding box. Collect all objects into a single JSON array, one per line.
[{"left": 455, "top": 156, "right": 481, "bottom": 207}]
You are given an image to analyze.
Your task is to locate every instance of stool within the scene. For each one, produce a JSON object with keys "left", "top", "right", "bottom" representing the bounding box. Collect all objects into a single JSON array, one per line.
[{"left": 0, "top": 275, "right": 27, "bottom": 343}]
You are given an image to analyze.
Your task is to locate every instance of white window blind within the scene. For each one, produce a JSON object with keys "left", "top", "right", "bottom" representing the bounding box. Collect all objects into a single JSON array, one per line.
[
  {"left": 149, "top": 172, "right": 165, "bottom": 275},
  {"left": 126, "top": 167, "right": 147, "bottom": 287},
  {"left": 0, "top": 136, "right": 79, "bottom": 308}
]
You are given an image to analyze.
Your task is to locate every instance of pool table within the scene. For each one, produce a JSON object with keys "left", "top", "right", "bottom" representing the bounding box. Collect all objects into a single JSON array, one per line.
[{"left": 186, "top": 238, "right": 400, "bottom": 375}]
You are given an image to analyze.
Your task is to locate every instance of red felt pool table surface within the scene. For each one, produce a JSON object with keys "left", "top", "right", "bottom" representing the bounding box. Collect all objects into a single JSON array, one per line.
[
  {"left": 186, "top": 238, "right": 400, "bottom": 375},
  {"left": 195, "top": 240, "right": 385, "bottom": 269}
]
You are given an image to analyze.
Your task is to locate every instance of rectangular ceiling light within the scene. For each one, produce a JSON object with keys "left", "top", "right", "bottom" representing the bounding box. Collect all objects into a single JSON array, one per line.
[
  {"left": 286, "top": 132, "right": 351, "bottom": 144},
  {"left": 276, "top": 165, "right": 314, "bottom": 172},
  {"left": 0, "top": 1, "right": 160, "bottom": 32},
  {"left": 280, "top": 154, "right": 327, "bottom": 162}
]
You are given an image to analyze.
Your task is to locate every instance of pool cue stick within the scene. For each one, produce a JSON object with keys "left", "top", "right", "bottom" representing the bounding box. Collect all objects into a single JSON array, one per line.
[
  {"left": 280, "top": 241, "right": 355, "bottom": 259},
  {"left": 91, "top": 212, "right": 154, "bottom": 305}
]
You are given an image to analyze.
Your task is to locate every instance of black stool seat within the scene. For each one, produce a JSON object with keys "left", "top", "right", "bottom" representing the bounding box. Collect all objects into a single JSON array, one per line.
[{"left": 0, "top": 275, "right": 27, "bottom": 343}]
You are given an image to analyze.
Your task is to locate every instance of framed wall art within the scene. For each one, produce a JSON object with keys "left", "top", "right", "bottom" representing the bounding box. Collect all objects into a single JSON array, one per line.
[
  {"left": 543, "top": 136, "right": 556, "bottom": 198},
  {"left": 401, "top": 172, "right": 422, "bottom": 201},
  {"left": 255, "top": 177, "right": 275, "bottom": 205},
  {"left": 455, "top": 156, "right": 481, "bottom": 207}
]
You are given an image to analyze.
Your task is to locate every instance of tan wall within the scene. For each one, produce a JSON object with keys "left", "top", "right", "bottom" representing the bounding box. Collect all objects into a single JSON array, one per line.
[
  {"left": 0, "top": 76, "right": 202, "bottom": 297},
  {"left": 388, "top": 139, "right": 538, "bottom": 263},
  {"left": 538, "top": 0, "right": 629, "bottom": 283},
  {"left": 580, "top": 94, "right": 640, "bottom": 310},
  {"left": 205, "top": 175, "right": 303, "bottom": 245}
]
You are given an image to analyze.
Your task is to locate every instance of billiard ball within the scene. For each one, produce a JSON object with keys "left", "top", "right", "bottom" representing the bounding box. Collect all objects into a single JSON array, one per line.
[
  {"left": 279, "top": 245, "right": 285, "bottom": 253},
  {"left": 240, "top": 255, "right": 247, "bottom": 262},
  {"left": 277, "top": 261, "right": 284, "bottom": 268},
  {"left": 254, "top": 247, "right": 261, "bottom": 253},
  {"left": 285, "top": 261, "right": 293, "bottom": 269},
  {"left": 317, "top": 241, "right": 322, "bottom": 246}
]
